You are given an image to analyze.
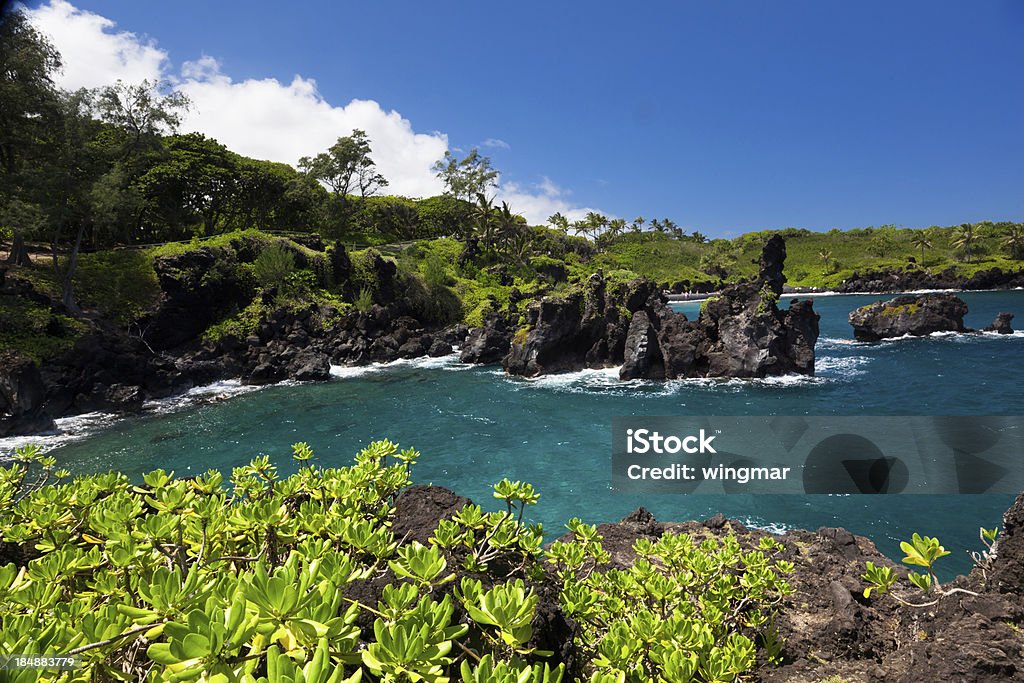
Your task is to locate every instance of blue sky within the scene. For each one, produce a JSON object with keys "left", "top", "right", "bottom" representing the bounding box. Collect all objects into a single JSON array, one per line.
[{"left": 24, "top": 0, "right": 1024, "bottom": 236}]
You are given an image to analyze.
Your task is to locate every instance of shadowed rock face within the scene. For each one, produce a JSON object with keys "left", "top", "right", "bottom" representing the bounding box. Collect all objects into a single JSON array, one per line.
[
  {"left": 984, "top": 312, "right": 1015, "bottom": 335},
  {"left": 991, "top": 492, "right": 1024, "bottom": 595},
  {"left": 0, "top": 353, "right": 55, "bottom": 436},
  {"left": 500, "top": 234, "right": 819, "bottom": 380},
  {"left": 848, "top": 293, "right": 969, "bottom": 341},
  {"left": 501, "top": 276, "right": 654, "bottom": 377}
]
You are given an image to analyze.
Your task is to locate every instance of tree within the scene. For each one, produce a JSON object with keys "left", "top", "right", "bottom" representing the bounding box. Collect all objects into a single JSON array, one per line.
[
  {"left": 495, "top": 201, "right": 524, "bottom": 256},
  {"left": 951, "top": 223, "right": 979, "bottom": 263},
  {"left": 547, "top": 212, "right": 570, "bottom": 234},
  {"left": 299, "top": 129, "right": 388, "bottom": 200},
  {"left": 818, "top": 249, "right": 833, "bottom": 273},
  {"left": 136, "top": 133, "right": 239, "bottom": 240},
  {"left": 88, "top": 80, "right": 190, "bottom": 247},
  {"left": 432, "top": 148, "right": 498, "bottom": 201},
  {"left": 38, "top": 90, "right": 110, "bottom": 312},
  {"left": 0, "top": 9, "right": 62, "bottom": 265},
  {"left": 472, "top": 193, "right": 497, "bottom": 250},
  {"left": 91, "top": 80, "right": 189, "bottom": 160},
  {"left": 867, "top": 225, "right": 898, "bottom": 258},
  {"left": 909, "top": 229, "right": 933, "bottom": 265},
  {"left": 1001, "top": 225, "right": 1024, "bottom": 260}
]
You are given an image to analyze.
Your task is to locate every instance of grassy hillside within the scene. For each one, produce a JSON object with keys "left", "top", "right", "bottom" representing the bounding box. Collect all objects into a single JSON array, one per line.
[
  {"left": 599, "top": 223, "right": 1023, "bottom": 290},
  {"left": 3, "top": 220, "right": 1022, "bottom": 362}
]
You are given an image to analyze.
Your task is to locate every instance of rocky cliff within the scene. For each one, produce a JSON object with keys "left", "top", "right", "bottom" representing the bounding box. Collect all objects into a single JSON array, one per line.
[{"left": 498, "top": 235, "right": 820, "bottom": 380}]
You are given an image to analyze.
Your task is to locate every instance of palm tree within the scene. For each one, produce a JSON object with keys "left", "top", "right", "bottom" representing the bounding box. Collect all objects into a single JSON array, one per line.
[
  {"left": 472, "top": 194, "right": 497, "bottom": 250},
  {"left": 691, "top": 231, "right": 708, "bottom": 244},
  {"left": 631, "top": 216, "right": 645, "bottom": 233},
  {"left": 951, "top": 223, "right": 979, "bottom": 263},
  {"left": 909, "top": 229, "right": 933, "bottom": 265},
  {"left": 818, "top": 249, "right": 833, "bottom": 273},
  {"left": 496, "top": 201, "right": 522, "bottom": 255},
  {"left": 547, "top": 212, "right": 569, "bottom": 234},
  {"left": 509, "top": 229, "right": 532, "bottom": 265},
  {"left": 1002, "top": 225, "right": 1024, "bottom": 260}
]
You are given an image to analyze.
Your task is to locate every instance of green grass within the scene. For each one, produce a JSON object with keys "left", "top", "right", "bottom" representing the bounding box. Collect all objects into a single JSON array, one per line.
[
  {"left": 591, "top": 225, "right": 1024, "bottom": 291},
  {"left": 147, "top": 229, "right": 270, "bottom": 259},
  {"left": 598, "top": 232, "right": 708, "bottom": 284}
]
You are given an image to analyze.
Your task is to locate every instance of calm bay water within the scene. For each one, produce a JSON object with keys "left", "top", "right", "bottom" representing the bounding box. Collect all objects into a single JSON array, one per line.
[{"left": 5, "top": 290, "right": 1024, "bottom": 575}]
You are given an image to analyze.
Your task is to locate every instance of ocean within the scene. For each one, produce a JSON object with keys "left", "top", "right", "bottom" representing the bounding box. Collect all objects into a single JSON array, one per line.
[{"left": 4, "top": 290, "right": 1023, "bottom": 575}]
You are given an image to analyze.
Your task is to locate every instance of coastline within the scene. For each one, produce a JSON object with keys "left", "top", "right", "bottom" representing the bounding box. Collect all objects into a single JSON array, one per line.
[{"left": 3, "top": 286, "right": 1022, "bottom": 450}]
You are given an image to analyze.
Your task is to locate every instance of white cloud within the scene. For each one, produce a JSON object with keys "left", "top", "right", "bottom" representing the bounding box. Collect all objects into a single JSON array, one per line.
[
  {"left": 27, "top": 0, "right": 167, "bottom": 89},
  {"left": 174, "top": 57, "right": 447, "bottom": 198},
  {"left": 498, "top": 178, "right": 605, "bottom": 225},
  {"left": 25, "top": 1, "right": 605, "bottom": 219},
  {"left": 481, "top": 137, "right": 510, "bottom": 150}
]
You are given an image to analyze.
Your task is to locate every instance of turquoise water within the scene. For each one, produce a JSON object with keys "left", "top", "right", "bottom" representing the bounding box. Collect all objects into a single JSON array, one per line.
[{"left": 8, "top": 291, "right": 1024, "bottom": 575}]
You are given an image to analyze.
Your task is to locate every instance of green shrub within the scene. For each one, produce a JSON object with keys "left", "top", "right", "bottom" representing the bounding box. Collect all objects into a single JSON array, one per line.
[
  {"left": 423, "top": 252, "right": 450, "bottom": 291},
  {"left": 355, "top": 286, "right": 374, "bottom": 312},
  {"left": 1, "top": 442, "right": 791, "bottom": 683},
  {"left": 253, "top": 241, "right": 297, "bottom": 286}
]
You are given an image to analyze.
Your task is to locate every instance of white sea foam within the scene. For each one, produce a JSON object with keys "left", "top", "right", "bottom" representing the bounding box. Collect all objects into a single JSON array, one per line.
[
  {"left": 796, "top": 288, "right": 988, "bottom": 298},
  {"left": 505, "top": 364, "right": 834, "bottom": 395},
  {"left": 518, "top": 366, "right": 624, "bottom": 391},
  {"left": 741, "top": 519, "right": 794, "bottom": 535},
  {"left": 980, "top": 330, "right": 1024, "bottom": 338},
  {"left": 815, "top": 355, "right": 871, "bottom": 377},
  {"left": 329, "top": 364, "right": 384, "bottom": 379},
  {"left": 329, "top": 351, "right": 468, "bottom": 378},
  {"left": 0, "top": 380, "right": 262, "bottom": 459},
  {"left": 142, "top": 379, "right": 259, "bottom": 411},
  {"left": 0, "top": 411, "right": 118, "bottom": 458},
  {"left": 817, "top": 336, "right": 862, "bottom": 350}
]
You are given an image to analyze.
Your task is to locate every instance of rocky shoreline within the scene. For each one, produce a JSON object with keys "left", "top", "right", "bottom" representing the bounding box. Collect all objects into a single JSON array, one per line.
[
  {"left": 2, "top": 235, "right": 820, "bottom": 438},
  {"left": 3, "top": 234, "right": 1024, "bottom": 438},
  {"left": 371, "top": 483, "right": 1024, "bottom": 682}
]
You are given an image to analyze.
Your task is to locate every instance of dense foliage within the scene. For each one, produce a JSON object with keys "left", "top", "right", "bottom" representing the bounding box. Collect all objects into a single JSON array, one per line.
[{"left": 0, "top": 442, "right": 793, "bottom": 682}]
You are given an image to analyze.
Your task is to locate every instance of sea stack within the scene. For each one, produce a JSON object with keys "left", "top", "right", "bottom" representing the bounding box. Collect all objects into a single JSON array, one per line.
[
  {"left": 848, "top": 293, "right": 969, "bottom": 341},
  {"left": 501, "top": 235, "right": 820, "bottom": 380}
]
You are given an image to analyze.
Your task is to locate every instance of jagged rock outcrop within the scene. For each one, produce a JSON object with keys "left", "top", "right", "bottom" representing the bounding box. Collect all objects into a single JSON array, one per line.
[
  {"left": 650, "top": 235, "right": 818, "bottom": 379},
  {"left": 990, "top": 492, "right": 1024, "bottom": 594},
  {"left": 502, "top": 274, "right": 643, "bottom": 376},
  {"left": 501, "top": 235, "right": 819, "bottom": 380},
  {"left": 984, "top": 312, "right": 1015, "bottom": 334},
  {"left": 460, "top": 313, "right": 514, "bottom": 364},
  {"left": 146, "top": 246, "right": 253, "bottom": 350},
  {"left": 848, "top": 293, "right": 970, "bottom": 341},
  {"left": 0, "top": 353, "right": 55, "bottom": 436}
]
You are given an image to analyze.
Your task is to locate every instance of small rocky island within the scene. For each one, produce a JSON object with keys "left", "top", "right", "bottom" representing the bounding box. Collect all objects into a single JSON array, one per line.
[
  {"left": 464, "top": 234, "right": 820, "bottom": 380},
  {"left": 849, "top": 293, "right": 1015, "bottom": 341}
]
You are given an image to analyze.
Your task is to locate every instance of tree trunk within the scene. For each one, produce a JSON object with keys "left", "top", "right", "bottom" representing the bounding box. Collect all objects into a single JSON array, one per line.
[
  {"left": 5, "top": 230, "right": 31, "bottom": 266},
  {"left": 57, "top": 221, "right": 87, "bottom": 314}
]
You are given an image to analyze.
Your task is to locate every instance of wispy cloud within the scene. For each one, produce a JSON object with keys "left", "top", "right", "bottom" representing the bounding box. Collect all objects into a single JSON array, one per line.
[{"left": 480, "top": 137, "right": 511, "bottom": 150}]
